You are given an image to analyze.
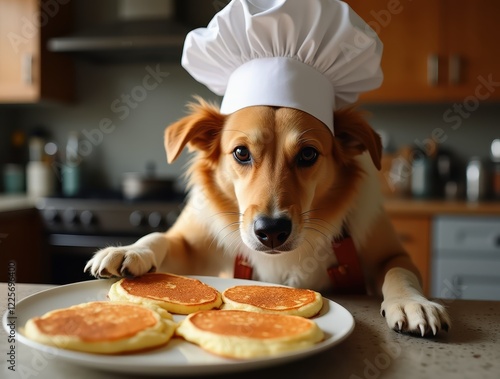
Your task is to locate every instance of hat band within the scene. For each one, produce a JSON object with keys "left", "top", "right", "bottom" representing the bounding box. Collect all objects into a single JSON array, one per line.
[{"left": 220, "top": 57, "right": 335, "bottom": 133}]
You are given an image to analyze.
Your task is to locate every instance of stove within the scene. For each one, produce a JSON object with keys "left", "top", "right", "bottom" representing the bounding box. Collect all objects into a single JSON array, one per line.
[
  {"left": 36, "top": 197, "right": 183, "bottom": 235},
  {"left": 36, "top": 196, "right": 184, "bottom": 284}
]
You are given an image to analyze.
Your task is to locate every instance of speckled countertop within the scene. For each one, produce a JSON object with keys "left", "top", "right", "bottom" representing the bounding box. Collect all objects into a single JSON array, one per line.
[{"left": 1, "top": 283, "right": 499, "bottom": 379}]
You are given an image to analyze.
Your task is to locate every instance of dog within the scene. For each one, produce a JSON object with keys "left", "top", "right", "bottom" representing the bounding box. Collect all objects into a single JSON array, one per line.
[{"left": 85, "top": 98, "right": 450, "bottom": 336}]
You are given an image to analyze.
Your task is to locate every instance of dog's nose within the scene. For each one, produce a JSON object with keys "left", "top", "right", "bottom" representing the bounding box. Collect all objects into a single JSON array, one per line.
[{"left": 254, "top": 216, "right": 292, "bottom": 249}]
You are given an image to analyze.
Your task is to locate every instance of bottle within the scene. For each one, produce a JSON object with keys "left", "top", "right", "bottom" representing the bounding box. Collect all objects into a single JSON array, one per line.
[
  {"left": 62, "top": 131, "right": 81, "bottom": 197},
  {"left": 26, "top": 161, "right": 54, "bottom": 198},
  {"left": 26, "top": 133, "right": 55, "bottom": 198},
  {"left": 466, "top": 157, "right": 487, "bottom": 202}
]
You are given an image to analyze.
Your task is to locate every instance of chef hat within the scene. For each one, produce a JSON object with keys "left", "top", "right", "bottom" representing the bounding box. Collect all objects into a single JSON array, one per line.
[{"left": 181, "top": 0, "right": 383, "bottom": 134}]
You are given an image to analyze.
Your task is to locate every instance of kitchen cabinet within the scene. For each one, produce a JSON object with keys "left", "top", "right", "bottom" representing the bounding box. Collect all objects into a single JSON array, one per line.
[
  {"left": 389, "top": 214, "right": 431, "bottom": 295},
  {"left": 0, "top": 208, "right": 48, "bottom": 283},
  {"left": 432, "top": 216, "right": 500, "bottom": 301},
  {"left": 441, "top": 0, "right": 500, "bottom": 101},
  {"left": 0, "top": 0, "right": 74, "bottom": 103},
  {"left": 346, "top": 0, "right": 500, "bottom": 102}
]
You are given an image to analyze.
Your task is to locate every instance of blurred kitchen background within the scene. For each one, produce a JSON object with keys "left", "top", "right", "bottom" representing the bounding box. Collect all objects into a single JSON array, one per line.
[{"left": 1, "top": 1, "right": 499, "bottom": 300}]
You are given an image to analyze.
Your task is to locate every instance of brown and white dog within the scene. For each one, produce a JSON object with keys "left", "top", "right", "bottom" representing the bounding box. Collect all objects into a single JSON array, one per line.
[{"left": 85, "top": 98, "right": 450, "bottom": 336}]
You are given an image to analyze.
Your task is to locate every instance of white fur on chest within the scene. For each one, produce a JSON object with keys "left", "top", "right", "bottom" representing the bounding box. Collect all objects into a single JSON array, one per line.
[{"left": 246, "top": 241, "right": 338, "bottom": 291}]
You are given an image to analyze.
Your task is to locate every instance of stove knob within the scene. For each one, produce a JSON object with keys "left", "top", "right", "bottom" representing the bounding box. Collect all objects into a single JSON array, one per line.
[
  {"left": 148, "top": 212, "right": 163, "bottom": 228},
  {"left": 62, "top": 208, "right": 79, "bottom": 225},
  {"left": 129, "top": 211, "right": 145, "bottom": 227},
  {"left": 80, "top": 210, "right": 96, "bottom": 226},
  {"left": 42, "top": 208, "right": 60, "bottom": 224}
]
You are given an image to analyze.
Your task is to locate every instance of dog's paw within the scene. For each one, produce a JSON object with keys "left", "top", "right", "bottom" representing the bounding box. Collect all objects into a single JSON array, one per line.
[
  {"left": 84, "top": 246, "right": 157, "bottom": 279},
  {"left": 381, "top": 295, "right": 451, "bottom": 336}
]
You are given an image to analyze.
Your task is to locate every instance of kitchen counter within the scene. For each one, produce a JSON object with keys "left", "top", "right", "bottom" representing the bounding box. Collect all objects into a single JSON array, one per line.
[
  {"left": 1, "top": 283, "right": 499, "bottom": 379},
  {"left": 0, "top": 195, "right": 36, "bottom": 212},
  {"left": 384, "top": 197, "right": 500, "bottom": 216}
]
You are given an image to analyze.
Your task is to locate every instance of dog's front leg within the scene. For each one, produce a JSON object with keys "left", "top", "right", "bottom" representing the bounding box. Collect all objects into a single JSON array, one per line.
[
  {"left": 84, "top": 232, "right": 169, "bottom": 278},
  {"left": 359, "top": 211, "right": 451, "bottom": 336},
  {"left": 380, "top": 266, "right": 451, "bottom": 336}
]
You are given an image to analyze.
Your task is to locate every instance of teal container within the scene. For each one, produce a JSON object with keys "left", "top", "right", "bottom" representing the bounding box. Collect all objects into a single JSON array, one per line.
[
  {"left": 3, "top": 164, "right": 25, "bottom": 194},
  {"left": 62, "top": 165, "right": 81, "bottom": 197}
]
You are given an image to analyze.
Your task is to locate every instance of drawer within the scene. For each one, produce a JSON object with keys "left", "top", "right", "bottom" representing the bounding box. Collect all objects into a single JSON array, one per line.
[
  {"left": 431, "top": 256, "right": 500, "bottom": 300},
  {"left": 433, "top": 216, "right": 500, "bottom": 253}
]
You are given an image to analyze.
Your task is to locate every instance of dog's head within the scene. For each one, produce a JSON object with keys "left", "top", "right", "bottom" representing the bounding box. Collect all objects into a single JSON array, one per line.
[{"left": 165, "top": 98, "right": 381, "bottom": 255}]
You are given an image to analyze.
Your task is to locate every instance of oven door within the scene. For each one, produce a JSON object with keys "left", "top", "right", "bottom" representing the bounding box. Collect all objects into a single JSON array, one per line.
[{"left": 47, "top": 234, "right": 139, "bottom": 284}]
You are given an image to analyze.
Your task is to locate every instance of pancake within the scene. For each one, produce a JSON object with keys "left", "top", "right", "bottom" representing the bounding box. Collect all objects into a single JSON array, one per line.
[
  {"left": 221, "top": 285, "right": 323, "bottom": 318},
  {"left": 23, "top": 301, "right": 176, "bottom": 354},
  {"left": 176, "top": 309, "right": 324, "bottom": 359},
  {"left": 108, "top": 272, "right": 222, "bottom": 314}
]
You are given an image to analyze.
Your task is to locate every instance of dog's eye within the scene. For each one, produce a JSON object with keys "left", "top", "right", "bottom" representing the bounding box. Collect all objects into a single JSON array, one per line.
[
  {"left": 297, "top": 147, "right": 318, "bottom": 167},
  {"left": 233, "top": 146, "right": 251, "bottom": 164}
]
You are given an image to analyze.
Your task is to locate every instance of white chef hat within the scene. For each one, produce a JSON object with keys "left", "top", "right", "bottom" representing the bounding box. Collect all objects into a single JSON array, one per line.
[{"left": 181, "top": 0, "right": 383, "bottom": 134}]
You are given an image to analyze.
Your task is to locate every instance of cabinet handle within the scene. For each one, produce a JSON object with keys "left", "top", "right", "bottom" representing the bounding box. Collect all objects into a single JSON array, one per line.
[
  {"left": 427, "top": 54, "right": 439, "bottom": 86},
  {"left": 449, "top": 54, "right": 461, "bottom": 85},
  {"left": 22, "top": 53, "right": 33, "bottom": 85}
]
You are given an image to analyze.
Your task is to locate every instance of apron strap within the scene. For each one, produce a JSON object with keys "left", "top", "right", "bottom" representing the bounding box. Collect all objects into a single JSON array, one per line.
[
  {"left": 327, "top": 237, "right": 366, "bottom": 294},
  {"left": 234, "top": 255, "right": 253, "bottom": 280}
]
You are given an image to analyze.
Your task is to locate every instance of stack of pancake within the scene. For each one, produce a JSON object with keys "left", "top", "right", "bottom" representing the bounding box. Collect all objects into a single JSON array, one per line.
[{"left": 23, "top": 273, "right": 325, "bottom": 358}]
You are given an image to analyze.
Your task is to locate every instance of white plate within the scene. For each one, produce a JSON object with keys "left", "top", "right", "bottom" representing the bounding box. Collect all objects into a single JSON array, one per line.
[{"left": 3, "top": 276, "right": 354, "bottom": 376}]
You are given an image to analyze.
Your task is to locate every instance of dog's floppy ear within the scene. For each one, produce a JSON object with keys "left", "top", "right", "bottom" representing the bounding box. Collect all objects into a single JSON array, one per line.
[
  {"left": 333, "top": 107, "right": 382, "bottom": 170},
  {"left": 164, "top": 97, "right": 226, "bottom": 163}
]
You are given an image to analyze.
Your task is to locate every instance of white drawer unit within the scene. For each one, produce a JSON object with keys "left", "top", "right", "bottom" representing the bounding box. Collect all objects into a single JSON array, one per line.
[{"left": 431, "top": 216, "right": 500, "bottom": 301}]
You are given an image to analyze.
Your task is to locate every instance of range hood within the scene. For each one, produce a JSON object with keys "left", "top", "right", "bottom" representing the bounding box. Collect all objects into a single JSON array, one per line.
[
  {"left": 46, "top": 0, "right": 214, "bottom": 63},
  {"left": 47, "top": 18, "right": 190, "bottom": 62}
]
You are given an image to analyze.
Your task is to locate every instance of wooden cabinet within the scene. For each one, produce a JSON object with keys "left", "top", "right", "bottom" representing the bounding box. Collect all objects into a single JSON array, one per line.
[
  {"left": 0, "top": 208, "right": 48, "bottom": 283},
  {"left": 441, "top": 0, "right": 500, "bottom": 101},
  {"left": 346, "top": 0, "right": 500, "bottom": 102},
  {"left": 390, "top": 214, "right": 431, "bottom": 295},
  {"left": 0, "top": 0, "right": 74, "bottom": 103}
]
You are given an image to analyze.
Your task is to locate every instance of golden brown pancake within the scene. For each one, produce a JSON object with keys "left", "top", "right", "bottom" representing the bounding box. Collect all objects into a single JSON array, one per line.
[
  {"left": 221, "top": 285, "right": 323, "bottom": 318},
  {"left": 23, "top": 301, "right": 176, "bottom": 354},
  {"left": 108, "top": 272, "right": 222, "bottom": 314},
  {"left": 176, "top": 309, "right": 324, "bottom": 358}
]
